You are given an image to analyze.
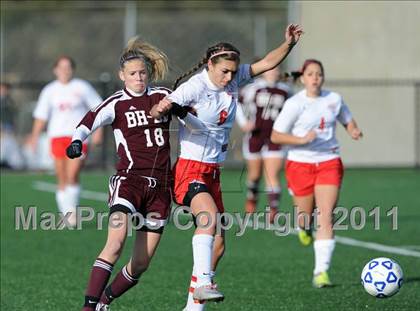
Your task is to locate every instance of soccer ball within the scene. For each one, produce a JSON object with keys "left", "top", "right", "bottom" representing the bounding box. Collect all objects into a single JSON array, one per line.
[{"left": 361, "top": 257, "right": 403, "bottom": 298}]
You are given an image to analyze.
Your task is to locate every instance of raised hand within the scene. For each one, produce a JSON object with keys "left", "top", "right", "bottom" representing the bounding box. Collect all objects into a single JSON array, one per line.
[{"left": 285, "top": 24, "right": 304, "bottom": 46}]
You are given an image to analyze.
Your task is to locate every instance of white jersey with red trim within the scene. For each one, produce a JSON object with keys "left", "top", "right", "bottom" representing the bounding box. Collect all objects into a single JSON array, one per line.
[
  {"left": 168, "top": 64, "right": 252, "bottom": 163},
  {"left": 33, "top": 78, "right": 102, "bottom": 138},
  {"left": 273, "top": 89, "right": 353, "bottom": 163}
]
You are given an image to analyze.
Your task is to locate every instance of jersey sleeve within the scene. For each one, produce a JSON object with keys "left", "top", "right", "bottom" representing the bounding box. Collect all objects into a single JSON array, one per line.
[
  {"left": 235, "top": 64, "right": 253, "bottom": 87},
  {"left": 72, "top": 99, "right": 116, "bottom": 142},
  {"left": 82, "top": 81, "right": 103, "bottom": 110},
  {"left": 167, "top": 79, "right": 199, "bottom": 107},
  {"left": 235, "top": 102, "right": 248, "bottom": 128},
  {"left": 33, "top": 86, "right": 51, "bottom": 121},
  {"left": 272, "top": 99, "right": 301, "bottom": 133},
  {"left": 337, "top": 98, "right": 353, "bottom": 125}
]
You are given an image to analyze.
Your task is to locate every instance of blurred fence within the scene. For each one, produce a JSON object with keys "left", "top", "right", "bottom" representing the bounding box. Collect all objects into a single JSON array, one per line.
[
  {"left": 2, "top": 1, "right": 419, "bottom": 170},
  {"left": 2, "top": 1, "right": 289, "bottom": 84}
]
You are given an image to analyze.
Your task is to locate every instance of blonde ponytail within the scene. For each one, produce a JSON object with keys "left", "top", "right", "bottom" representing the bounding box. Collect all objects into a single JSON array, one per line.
[{"left": 120, "top": 37, "right": 169, "bottom": 82}]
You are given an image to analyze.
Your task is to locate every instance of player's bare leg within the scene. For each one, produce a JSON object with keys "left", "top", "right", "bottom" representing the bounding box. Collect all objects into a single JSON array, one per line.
[
  {"left": 312, "top": 185, "right": 339, "bottom": 287},
  {"left": 293, "top": 194, "right": 315, "bottom": 246},
  {"left": 98, "top": 212, "right": 129, "bottom": 265},
  {"left": 262, "top": 157, "right": 283, "bottom": 223},
  {"left": 98, "top": 230, "right": 162, "bottom": 307},
  {"left": 82, "top": 212, "right": 128, "bottom": 310},
  {"left": 245, "top": 158, "right": 262, "bottom": 214},
  {"left": 212, "top": 230, "right": 225, "bottom": 271}
]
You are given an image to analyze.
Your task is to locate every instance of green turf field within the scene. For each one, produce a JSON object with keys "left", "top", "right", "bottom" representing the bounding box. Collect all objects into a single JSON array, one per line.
[{"left": 1, "top": 168, "right": 419, "bottom": 310}]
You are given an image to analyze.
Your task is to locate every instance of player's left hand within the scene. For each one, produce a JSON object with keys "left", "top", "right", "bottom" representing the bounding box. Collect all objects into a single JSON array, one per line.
[
  {"left": 285, "top": 24, "right": 304, "bottom": 46},
  {"left": 350, "top": 128, "right": 363, "bottom": 140}
]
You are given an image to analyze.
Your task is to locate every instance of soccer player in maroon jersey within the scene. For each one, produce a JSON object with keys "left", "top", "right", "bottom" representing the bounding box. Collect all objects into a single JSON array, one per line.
[
  {"left": 236, "top": 66, "right": 293, "bottom": 223},
  {"left": 66, "top": 37, "right": 175, "bottom": 311}
]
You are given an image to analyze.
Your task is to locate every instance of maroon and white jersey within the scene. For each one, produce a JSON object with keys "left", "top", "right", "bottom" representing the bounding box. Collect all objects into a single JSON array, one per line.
[
  {"left": 73, "top": 87, "right": 172, "bottom": 176},
  {"left": 236, "top": 78, "right": 291, "bottom": 138}
]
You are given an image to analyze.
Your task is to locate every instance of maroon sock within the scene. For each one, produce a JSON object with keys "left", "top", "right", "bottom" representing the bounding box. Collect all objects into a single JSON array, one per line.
[
  {"left": 82, "top": 258, "right": 114, "bottom": 310},
  {"left": 267, "top": 189, "right": 281, "bottom": 210},
  {"left": 246, "top": 180, "right": 259, "bottom": 201},
  {"left": 100, "top": 265, "right": 139, "bottom": 305}
]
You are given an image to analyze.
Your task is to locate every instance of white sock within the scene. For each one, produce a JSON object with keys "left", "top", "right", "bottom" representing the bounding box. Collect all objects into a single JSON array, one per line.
[
  {"left": 184, "top": 266, "right": 205, "bottom": 311},
  {"left": 55, "top": 189, "right": 67, "bottom": 214},
  {"left": 313, "top": 239, "right": 336, "bottom": 275},
  {"left": 192, "top": 234, "right": 214, "bottom": 287},
  {"left": 65, "top": 184, "right": 80, "bottom": 212}
]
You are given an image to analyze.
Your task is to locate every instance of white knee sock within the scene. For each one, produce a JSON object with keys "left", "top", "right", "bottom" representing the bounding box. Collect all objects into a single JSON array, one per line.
[
  {"left": 184, "top": 266, "right": 205, "bottom": 311},
  {"left": 55, "top": 189, "right": 67, "bottom": 214},
  {"left": 192, "top": 234, "right": 214, "bottom": 287},
  {"left": 313, "top": 239, "right": 335, "bottom": 275},
  {"left": 65, "top": 184, "right": 80, "bottom": 213}
]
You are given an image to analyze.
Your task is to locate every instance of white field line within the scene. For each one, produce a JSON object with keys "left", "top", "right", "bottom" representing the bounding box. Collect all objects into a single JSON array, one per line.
[
  {"left": 33, "top": 180, "right": 108, "bottom": 201},
  {"left": 33, "top": 181, "right": 420, "bottom": 259}
]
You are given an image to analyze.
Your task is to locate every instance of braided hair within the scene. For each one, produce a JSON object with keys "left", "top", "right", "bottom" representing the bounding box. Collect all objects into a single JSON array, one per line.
[
  {"left": 278, "top": 59, "right": 324, "bottom": 83},
  {"left": 120, "top": 37, "right": 169, "bottom": 82},
  {"left": 172, "top": 42, "right": 240, "bottom": 90}
]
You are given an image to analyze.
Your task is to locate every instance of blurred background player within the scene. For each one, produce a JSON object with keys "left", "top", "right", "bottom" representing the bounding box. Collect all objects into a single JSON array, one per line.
[
  {"left": 235, "top": 66, "right": 292, "bottom": 222},
  {"left": 27, "top": 56, "right": 103, "bottom": 226},
  {"left": 0, "top": 82, "right": 25, "bottom": 169},
  {"left": 271, "top": 59, "right": 363, "bottom": 288},
  {"left": 155, "top": 23, "right": 303, "bottom": 310},
  {"left": 66, "top": 37, "right": 172, "bottom": 311}
]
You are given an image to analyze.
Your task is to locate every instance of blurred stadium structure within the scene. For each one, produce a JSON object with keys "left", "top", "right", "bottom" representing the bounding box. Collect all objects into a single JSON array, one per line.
[{"left": 1, "top": 1, "right": 420, "bottom": 170}]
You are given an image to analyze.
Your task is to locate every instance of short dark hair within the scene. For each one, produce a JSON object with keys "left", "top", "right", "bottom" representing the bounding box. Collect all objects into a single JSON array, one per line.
[{"left": 54, "top": 55, "right": 76, "bottom": 70}]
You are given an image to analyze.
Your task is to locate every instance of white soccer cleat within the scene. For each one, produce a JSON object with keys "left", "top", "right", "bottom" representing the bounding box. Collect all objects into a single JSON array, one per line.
[
  {"left": 95, "top": 302, "right": 110, "bottom": 311},
  {"left": 193, "top": 284, "right": 224, "bottom": 303}
]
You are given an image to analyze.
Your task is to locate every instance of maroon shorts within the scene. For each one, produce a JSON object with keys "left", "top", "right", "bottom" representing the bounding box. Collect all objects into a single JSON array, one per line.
[
  {"left": 172, "top": 158, "right": 224, "bottom": 213},
  {"left": 108, "top": 172, "right": 171, "bottom": 228},
  {"left": 243, "top": 133, "right": 283, "bottom": 160}
]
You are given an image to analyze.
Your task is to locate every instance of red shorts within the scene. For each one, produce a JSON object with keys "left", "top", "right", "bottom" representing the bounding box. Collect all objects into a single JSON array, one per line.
[
  {"left": 173, "top": 158, "right": 224, "bottom": 213},
  {"left": 108, "top": 172, "right": 171, "bottom": 226},
  {"left": 285, "top": 158, "right": 344, "bottom": 196},
  {"left": 51, "top": 137, "right": 88, "bottom": 159}
]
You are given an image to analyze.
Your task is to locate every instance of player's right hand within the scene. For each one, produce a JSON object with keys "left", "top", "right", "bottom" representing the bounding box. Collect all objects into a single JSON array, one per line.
[
  {"left": 302, "top": 130, "right": 317, "bottom": 144},
  {"left": 156, "top": 98, "right": 173, "bottom": 115},
  {"left": 66, "top": 140, "right": 83, "bottom": 159}
]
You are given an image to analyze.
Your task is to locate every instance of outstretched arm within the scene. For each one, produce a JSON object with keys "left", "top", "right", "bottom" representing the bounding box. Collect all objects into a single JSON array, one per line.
[
  {"left": 251, "top": 24, "right": 303, "bottom": 77},
  {"left": 67, "top": 102, "right": 115, "bottom": 159}
]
